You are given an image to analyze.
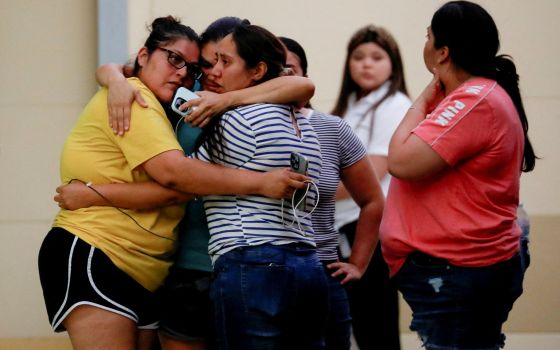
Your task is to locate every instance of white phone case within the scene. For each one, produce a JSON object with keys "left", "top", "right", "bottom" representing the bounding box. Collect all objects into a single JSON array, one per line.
[{"left": 171, "top": 87, "right": 200, "bottom": 116}]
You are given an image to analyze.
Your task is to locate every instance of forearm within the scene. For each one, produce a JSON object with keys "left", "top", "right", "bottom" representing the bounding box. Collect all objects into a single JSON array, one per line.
[
  {"left": 143, "top": 145, "right": 313, "bottom": 199},
  {"left": 349, "top": 199, "right": 384, "bottom": 274},
  {"left": 388, "top": 106, "right": 447, "bottom": 180},
  {"left": 144, "top": 151, "right": 293, "bottom": 198},
  {"left": 171, "top": 165, "right": 260, "bottom": 195},
  {"left": 87, "top": 181, "right": 193, "bottom": 209},
  {"left": 96, "top": 63, "right": 127, "bottom": 87},
  {"left": 388, "top": 99, "right": 428, "bottom": 175},
  {"left": 388, "top": 71, "right": 450, "bottom": 179},
  {"left": 390, "top": 105, "right": 427, "bottom": 148},
  {"left": 390, "top": 76, "right": 439, "bottom": 153},
  {"left": 226, "top": 76, "right": 314, "bottom": 107},
  {"left": 340, "top": 157, "right": 385, "bottom": 273},
  {"left": 337, "top": 154, "right": 386, "bottom": 201}
]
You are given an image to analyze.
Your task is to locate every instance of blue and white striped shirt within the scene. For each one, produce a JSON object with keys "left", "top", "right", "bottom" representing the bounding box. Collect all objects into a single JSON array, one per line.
[
  {"left": 195, "top": 104, "right": 322, "bottom": 262},
  {"left": 309, "top": 111, "right": 366, "bottom": 261}
]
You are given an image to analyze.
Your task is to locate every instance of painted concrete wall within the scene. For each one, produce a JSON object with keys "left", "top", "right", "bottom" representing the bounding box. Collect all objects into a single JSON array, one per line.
[{"left": 0, "top": 0, "right": 558, "bottom": 344}]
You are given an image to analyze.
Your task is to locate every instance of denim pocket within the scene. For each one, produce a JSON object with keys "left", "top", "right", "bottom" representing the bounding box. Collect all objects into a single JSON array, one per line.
[{"left": 240, "top": 263, "right": 293, "bottom": 317}]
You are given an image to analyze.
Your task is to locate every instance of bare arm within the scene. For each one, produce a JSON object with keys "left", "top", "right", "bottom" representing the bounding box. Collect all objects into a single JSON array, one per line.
[
  {"left": 96, "top": 63, "right": 127, "bottom": 87},
  {"left": 184, "top": 76, "right": 315, "bottom": 127},
  {"left": 96, "top": 63, "right": 147, "bottom": 135},
  {"left": 328, "top": 157, "right": 385, "bottom": 284},
  {"left": 142, "top": 150, "right": 309, "bottom": 198},
  {"left": 388, "top": 73, "right": 448, "bottom": 180},
  {"left": 55, "top": 181, "right": 193, "bottom": 210},
  {"left": 335, "top": 154, "right": 387, "bottom": 200},
  {"left": 54, "top": 152, "right": 309, "bottom": 210}
]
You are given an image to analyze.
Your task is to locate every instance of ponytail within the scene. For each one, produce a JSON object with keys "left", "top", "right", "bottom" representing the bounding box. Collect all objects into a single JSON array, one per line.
[{"left": 491, "top": 55, "right": 537, "bottom": 172}]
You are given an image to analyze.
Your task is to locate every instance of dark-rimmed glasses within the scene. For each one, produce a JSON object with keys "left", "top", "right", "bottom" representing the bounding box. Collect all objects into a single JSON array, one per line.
[{"left": 158, "top": 47, "right": 202, "bottom": 80}]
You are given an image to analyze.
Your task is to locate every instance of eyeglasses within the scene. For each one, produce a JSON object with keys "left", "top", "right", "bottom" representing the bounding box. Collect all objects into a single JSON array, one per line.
[{"left": 157, "top": 47, "right": 202, "bottom": 80}]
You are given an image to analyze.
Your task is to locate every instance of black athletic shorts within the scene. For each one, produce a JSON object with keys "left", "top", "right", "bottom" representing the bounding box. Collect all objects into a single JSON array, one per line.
[
  {"left": 157, "top": 266, "right": 215, "bottom": 343},
  {"left": 38, "top": 227, "right": 159, "bottom": 331}
]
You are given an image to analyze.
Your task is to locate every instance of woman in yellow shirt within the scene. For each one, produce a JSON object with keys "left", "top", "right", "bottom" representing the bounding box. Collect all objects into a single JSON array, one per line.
[{"left": 38, "top": 16, "right": 306, "bottom": 350}]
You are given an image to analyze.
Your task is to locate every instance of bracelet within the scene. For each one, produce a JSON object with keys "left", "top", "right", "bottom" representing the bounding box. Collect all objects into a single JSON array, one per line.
[
  {"left": 409, "top": 105, "right": 426, "bottom": 115},
  {"left": 85, "top": 181, "right": 92, "bottom": 188}
]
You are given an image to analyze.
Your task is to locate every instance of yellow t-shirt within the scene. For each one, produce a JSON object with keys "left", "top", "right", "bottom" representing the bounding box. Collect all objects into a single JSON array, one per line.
[{"left": 54, "top": 77, "right": 184, "bottom": 292}]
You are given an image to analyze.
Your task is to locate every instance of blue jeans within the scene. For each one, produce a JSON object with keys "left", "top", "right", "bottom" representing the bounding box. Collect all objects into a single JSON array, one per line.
[
  {"left": 211, "top": 244, "right": 329, "bottom": 350},
  {"left": 394, "top": 251, "right": 525, "bottom": 350},
  {"left": 323, "top": 265, "right": 352, "bottom": 350}
]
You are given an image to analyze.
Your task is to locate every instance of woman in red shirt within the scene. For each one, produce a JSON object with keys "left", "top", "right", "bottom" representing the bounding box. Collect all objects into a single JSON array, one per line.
[{"left": 380, "top": 1, "right": 537, "bottom": 350}]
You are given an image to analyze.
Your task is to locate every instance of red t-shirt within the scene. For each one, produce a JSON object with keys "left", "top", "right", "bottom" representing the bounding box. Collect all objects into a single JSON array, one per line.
[{"left": 380, "top": 78, "right": 524, "bottom": 276}]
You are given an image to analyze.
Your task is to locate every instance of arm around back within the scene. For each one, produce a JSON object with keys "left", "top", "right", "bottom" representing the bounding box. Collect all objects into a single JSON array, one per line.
[
  {"left": 142, "top": 150, "right": 308, "bottom": 199},
  {"left": 55, "top": 181, "right": 193, "bottom": 210},
  {"left": 184, "top": 76, "right": 315, "bottom": 127}
]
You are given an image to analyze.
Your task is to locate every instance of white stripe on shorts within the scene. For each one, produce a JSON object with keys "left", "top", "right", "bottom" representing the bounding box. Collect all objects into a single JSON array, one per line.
[
  {"left": 51, "top": 238, "right": 141, "bottom": 330},
  {"left": 51, "top": 235, "right": 78, "bottom": 329}
]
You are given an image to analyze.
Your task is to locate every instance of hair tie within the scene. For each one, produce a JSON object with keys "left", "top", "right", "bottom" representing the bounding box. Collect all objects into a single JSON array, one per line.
[{"left": 280, "top": 67, "right": 294, "bottom": 77}]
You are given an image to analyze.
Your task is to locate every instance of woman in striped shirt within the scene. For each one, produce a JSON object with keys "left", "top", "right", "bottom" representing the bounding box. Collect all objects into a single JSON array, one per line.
[{"left": 194, "top": 24, "right": 328, "bottom": 350}]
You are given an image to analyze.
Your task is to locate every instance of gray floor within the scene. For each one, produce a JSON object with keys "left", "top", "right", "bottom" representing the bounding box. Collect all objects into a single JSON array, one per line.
[{"left": 350, "top": 333, "right": 560, "bottom": 350}]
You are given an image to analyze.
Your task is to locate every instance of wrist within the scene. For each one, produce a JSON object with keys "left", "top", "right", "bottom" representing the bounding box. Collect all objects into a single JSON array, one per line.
[
  {"left": 408, "top": 105, "right": 425, "bottom": 115},
  {"left": 84, "top": 183, "right": 106, "bottom": 206},
  {"left": 349, "top": 258, "right": 366, "bottom": 270},
  {"left": 225, "top": 90, "right": 240, "bottom": 108},
  {"left": 108, "top": 73, "right": 127, "bottom": 88},
  {"left": 411, "top": 99, "right": 428, "bottom": 111},
  {"left": 409, "top": 101, "right": 431, "bottom": 118},
  {"left": 251, "top": 172, "right": 267, "bottom": 195}
]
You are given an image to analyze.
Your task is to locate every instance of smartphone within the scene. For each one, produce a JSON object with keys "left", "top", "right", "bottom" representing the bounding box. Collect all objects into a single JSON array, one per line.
[
  {"left": 290, "top": 152, "right": 309, "bottom": 211},
  {"left": 171, "top": 87, "right": 200, "bottom": 117}
]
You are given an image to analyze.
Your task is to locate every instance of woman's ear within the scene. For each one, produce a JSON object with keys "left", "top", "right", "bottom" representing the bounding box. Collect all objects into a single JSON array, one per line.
[
  {"left": 251, "top": 62, "right": 268, "bottom": 82},
  {"left": 437, "top": 46, "right": 450, "bottom": 64},
  {"left": 137, "top": 47, "right": 149, "bottom": 68}
]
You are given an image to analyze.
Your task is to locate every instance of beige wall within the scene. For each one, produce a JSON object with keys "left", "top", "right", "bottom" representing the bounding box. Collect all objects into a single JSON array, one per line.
[
  {"left": 124, "top": 0, "right": 560, "bottom": 215},
  {"left": 0, "top": 0, "right": 98, "bottom": 339},
  {"left": 0, "top": 0, "right": 559, "bottom": 343}
]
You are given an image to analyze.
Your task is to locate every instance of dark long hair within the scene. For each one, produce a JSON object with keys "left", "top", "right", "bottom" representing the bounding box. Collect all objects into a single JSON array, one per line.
[
  {"left": 200, "top": 16, "right": 250, "bottom": 47},
  {"left": 132, "top": 16, "right": 199, "bottom": 76},
  {"left": 331, "top": 25, "right": 408, "bottom": 118},
  {"left": 278, "top": 36, "right": 308, "bottom": 76},
  {"left": 278, "top": 36, "right": 312, "bottom": 109},
  {"left": 231, "top": 25, "right": 286, "bottom": 84},
  {"left": 431, "top": 1, "right": 536, "bottom": 172},
  {"left": 202, "top": 25, "right": 287, "bottom": 162}
]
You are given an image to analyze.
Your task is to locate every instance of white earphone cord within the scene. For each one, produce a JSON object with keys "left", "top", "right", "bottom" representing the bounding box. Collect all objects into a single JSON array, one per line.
[{"left": 281, "top": 179, "right": 319, "bottom": 235}]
